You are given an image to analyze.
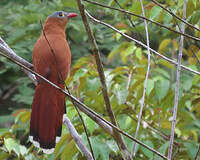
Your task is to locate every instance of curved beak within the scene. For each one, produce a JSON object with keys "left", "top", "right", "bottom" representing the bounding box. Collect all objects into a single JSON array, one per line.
[{"left": 67, "top": 13, "right": 78, "bottom": 18}]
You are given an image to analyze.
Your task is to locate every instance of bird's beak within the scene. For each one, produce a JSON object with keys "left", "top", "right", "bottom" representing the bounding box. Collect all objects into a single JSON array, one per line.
[{"left": 67, "top": 13, "right": 78, "bottom": 18}]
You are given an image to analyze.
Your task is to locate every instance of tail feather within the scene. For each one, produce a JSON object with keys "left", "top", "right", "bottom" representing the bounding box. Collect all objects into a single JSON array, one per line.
[{"left": 30, "top": 83, "right": 65, "bottom": 154}]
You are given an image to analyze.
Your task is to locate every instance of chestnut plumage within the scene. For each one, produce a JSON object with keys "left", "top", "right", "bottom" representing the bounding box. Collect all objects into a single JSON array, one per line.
[{"left": 29, "top": 11, "right": 77, "bottom": 154}]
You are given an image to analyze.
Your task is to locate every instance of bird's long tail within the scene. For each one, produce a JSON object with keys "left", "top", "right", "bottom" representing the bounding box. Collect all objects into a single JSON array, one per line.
[{"left": 29, "top": 82, "right": 66, "bottom": 154}]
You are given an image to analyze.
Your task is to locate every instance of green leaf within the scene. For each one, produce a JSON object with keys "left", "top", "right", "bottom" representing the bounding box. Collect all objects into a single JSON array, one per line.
[
  {"left": 158, "top": 39, "right": 171, "bottom": 54},
  {"left": 155, "top": 79, "right": 170, "bottom": 101},
  {"left": 146, "top": 79, "right": 154, "bottom": 96},
  {"left": 183, "top": 142, "right": 198, "bottom": 159},
  {"left": 136, "top": 48, "right": 142, "bottom": 60},
  {"left": 4, "top": 138, "right": 20, "bottom": 157},
  {"left": 130, "top": 1, "right": 142, "bottom": 21},
  {"left": 19, "top": 145, "right": 28, "bottom": 156},
  {"left": 62, "top": 0, "right": 77, "bottom": 9},
  {"left": 85, "top": 116, "right": 96, "bottom": 134},
  {"left": 107, "top": 42, "right": 129, "bottom": 61},
  {"left": 61, "top": 139, "right": 78, "bottom": 160},
  {"left": 91, "top": 137, "right": 110, "bottom": 160},
  {"left": 4, "top": 138, "right": 15, "bottom": 153},
  {"left": 0, "top": 128, "right": 9, "bottom": 136},
  {"left": 141, "top": 140, "right": 154, "bottom": 159},
  {"left": 155, "top": 142, "right": 169, "bottom": 160},
  {"left": 86, "top": 77, "right": 100, "bottom": 91},
  {"left": 121, "top": 44, "right": 136, "bottom": 63},
  {"left": 116, "top": 29, "right": 126, "bottom": 41},
  {"left": 114, "top": 84, "right": 128, "bottom": 105},
  {"left": 150, "top": 6, "right": 162, "bottom": 20}
]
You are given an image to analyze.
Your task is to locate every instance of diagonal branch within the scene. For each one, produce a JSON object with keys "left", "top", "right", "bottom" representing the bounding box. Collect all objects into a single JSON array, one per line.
[
  {"left": 195, "top": 145, "right": 200, "bottom": 160},
  {"left": 0, "top": 36, "right": 168, "bottom": 160},
  {"left": 76, "top": 0, "right": 132, "bottom": 159},
  {"left": 0, "top": 37, "right": 37, "bottom": 85},
  {"left": 83, "top": 0, "right": 200, "bottom": 41},
  {"left": 151, "top": 0, "right": 200, "bottom": 32},
  {"left": 63, "top": 116, "right": 93, "bottom": 160},
  {"left": 167, "top": 0, "right": 187, "bottom": 159},
  {"left": 85, "top": 10, "right": 200, "bottom": 76},
  {"left": 132, "top": 0, "right": 151, "bottom": 156}
]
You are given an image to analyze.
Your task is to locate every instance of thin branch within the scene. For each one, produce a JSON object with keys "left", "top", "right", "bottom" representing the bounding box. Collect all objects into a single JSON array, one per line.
[
  {"left": 0, "top": 37, "right": 33, "bottom": 69},
  {"left": 114, "top": 0, "right": 146, "bottom": 45},
  {"left": 63, "top": 116, "right": 94, "bottom": 160},
  {"left": 170, "top": 9, "right": 200, "bottom": 65},
  {"left": 83, "top": 0, "right": 200, "bottom": 41},
  {"left": 195, "top": 145, "right": 200, "bottom": 160},
  {"left": 85, "top": 10, "right": 200, "bottom": 76},
  {"left": 0, "top": 38, "right": 168, "bottom": 160},
  {"left": 0, "top": 37, "right": 37, "bottom": 85},
  {"left": 126, "top": 70, "right": 133, "bottom": 90},
  {"left": 125, "top": 103, "right": 180, "bottom": 146},
  {"left": 132, "top": 0, "right": 151, "bottom": 156},
  {"left": 151, "top": 0, "right": 200, "bottom": 33},
  {"left": 76, "top": 1, "right": 132, "bottom": 159},
  {"left": 168, "top": 1, "right": 187, "bottom": 159}
]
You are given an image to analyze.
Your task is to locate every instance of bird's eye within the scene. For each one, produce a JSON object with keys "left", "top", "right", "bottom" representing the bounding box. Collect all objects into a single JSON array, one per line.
[{"left": 58, "top": 12, "right": 64, "bottom": 17}]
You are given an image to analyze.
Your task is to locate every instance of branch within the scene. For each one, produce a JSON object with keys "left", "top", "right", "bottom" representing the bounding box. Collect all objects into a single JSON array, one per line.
[
  {"left": 125, "top": 103, "right": 180, "bottom": 146},
  {"left": 0, "top": 36, "right": 168, "bottom": 160},
  {"left": 132, "top": 0, "right": 151, "bottom": 156},
  {"left": 195, "top": 145, "right": 200, "bottom": 160},
  {"left": 168, "top": 1, "right": 187, "bottom": 159},
  {"left": 83, "top": 0, "right": 200, "bottom": 41},
  {"left": 85, "top": 10, "right": 200, "bottom": 76},
  {"left": 76, "top": 1, "right": 132, "bottom": 159},
  {"left": 151, "top": 0, "right": 200, "bottom": 32},
  {"left": 0, "top": 37, "right": 37, "bottom": 85},
  {"left": 63, "top": 116, "right": 93, "bottom": 160}
]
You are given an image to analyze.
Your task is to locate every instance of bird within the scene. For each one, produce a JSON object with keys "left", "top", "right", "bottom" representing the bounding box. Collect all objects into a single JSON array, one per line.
[{"left": 29, "top": 11, "right": 77, "bottom": 154}]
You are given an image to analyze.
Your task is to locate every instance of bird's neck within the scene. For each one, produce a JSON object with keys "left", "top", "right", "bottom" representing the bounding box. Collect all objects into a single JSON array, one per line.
[{"left": 43, "top": 18, "right": 67, "bottom": 37}]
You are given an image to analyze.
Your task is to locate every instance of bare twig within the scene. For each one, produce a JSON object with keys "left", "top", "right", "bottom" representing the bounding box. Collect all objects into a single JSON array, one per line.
[
  {"left": 114, "top": 0, "right": 146, "bottom": 44},
  {"left": 83, "top": 0, "right": 200, "bottom": 41},
  {"left": 151, "top": 0, "right": 200, "bottom": 32},
  {"left": 125, "top": 103, "right": 180, "bottom": 146},
  {"left": 85, "top": 10, "right": 200, "bottom": 76},
  {"left": 0, "top": 37, "right": 168, "bottom": 160},
  {"left": 76, "top": 1, "right": 132, "bottom": 159},
  {"left": 126, "top": 70, "right": 133, "bottom": 90},
  {"left": 195, "top": 145, "right": 200, "bottom": 160},
  {"left": 168, "top": 1, "right": 187, "bottom": 159},
  {"left": 63, "top": 116, "right": 94, "bottom": 160},
  {"left": 132, "top": 0, "right": 151, "bottom": 156}
]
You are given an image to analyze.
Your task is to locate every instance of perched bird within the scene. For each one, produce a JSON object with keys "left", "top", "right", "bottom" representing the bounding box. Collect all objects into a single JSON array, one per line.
[{"left": 29, "top": 11, "right": 77, "bottom": 154}]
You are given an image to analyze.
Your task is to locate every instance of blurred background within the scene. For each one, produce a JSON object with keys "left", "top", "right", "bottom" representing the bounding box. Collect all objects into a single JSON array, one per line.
[{"left": 0, "top": 0, "right": 200, "bottom": 159}]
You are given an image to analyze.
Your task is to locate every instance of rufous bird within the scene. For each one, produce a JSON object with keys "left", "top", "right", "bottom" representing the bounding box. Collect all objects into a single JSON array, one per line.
[{"left": 29, "top": 11, "right": 77, "bottom": 154}]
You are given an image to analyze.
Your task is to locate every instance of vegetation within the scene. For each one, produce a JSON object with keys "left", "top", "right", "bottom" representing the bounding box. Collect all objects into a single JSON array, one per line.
[{"left": 0, "top": 0, "right": 200, "bottom": 159}]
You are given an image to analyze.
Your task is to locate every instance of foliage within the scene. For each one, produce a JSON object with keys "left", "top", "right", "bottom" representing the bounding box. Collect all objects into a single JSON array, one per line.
[{"left": 0, "top": 0, "right": 200, "bottom": 159}]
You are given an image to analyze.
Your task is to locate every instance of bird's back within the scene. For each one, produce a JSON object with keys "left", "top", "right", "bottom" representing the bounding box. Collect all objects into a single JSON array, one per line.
[{"left": 32, "top": 32, "right": 71, "bottom": 83}]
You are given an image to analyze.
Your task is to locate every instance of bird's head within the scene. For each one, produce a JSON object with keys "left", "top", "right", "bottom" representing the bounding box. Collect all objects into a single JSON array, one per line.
[
  {"left": 46, "top": 11, "right": 77, "bottom": 27},
  {"left": 48, "top": 11, "right": 78, "bottom": 19}
]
